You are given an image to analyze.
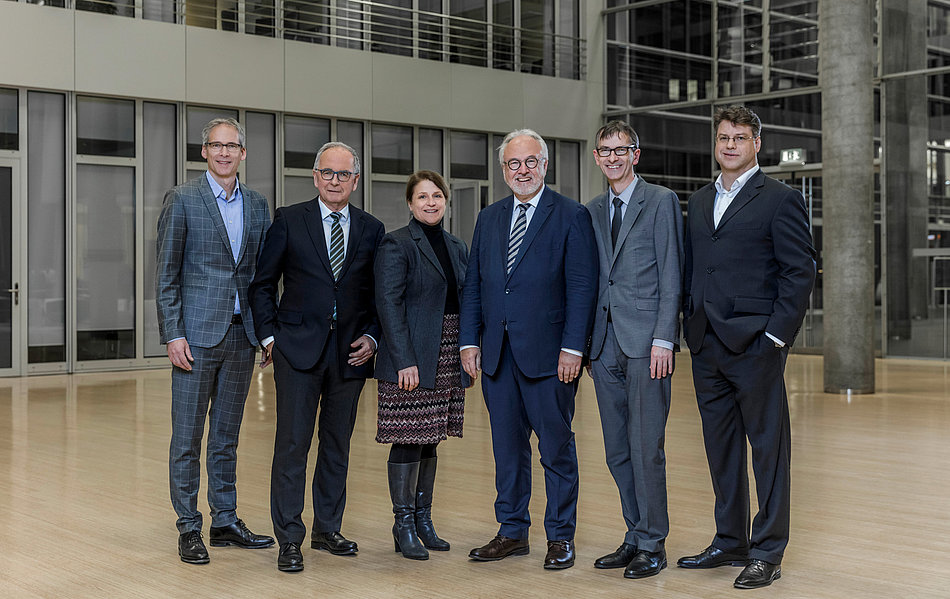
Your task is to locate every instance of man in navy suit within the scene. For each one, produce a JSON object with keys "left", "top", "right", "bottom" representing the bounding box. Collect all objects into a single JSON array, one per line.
[
  {"left": 157, "top": 117, "right": 274, "bottom": 564},
  {"left": 678, "top": 105, "right": 815, "bottom": 589},
  {"left": 249, "top": 142, "right": 385, "bottom": 573},
  {"left": 460, "top": 129, "right": 597, "bottom": 570}
]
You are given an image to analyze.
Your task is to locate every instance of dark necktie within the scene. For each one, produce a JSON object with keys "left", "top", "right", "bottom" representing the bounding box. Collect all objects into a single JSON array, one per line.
[
  {"left": 507, "top": 203, "right": 529, "bottom": 275},
  {"left": 611, "top": 196, "right": 623, "bottom": 248}
]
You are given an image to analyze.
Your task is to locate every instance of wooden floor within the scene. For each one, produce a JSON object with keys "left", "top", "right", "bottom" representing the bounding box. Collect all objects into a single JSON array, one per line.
[{"left": 1, "top": 353, "right": 949, "bottom": 598}]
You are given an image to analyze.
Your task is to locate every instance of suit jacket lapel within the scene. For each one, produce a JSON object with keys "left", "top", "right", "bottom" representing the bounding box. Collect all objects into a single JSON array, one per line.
[
  {"left": 338, "top": 205, "right": 364, "bottom": 280},
  {"left": 199, "top": 178, "right": 235, "bottom": 265},
  {"left": 507, "top": 188, "right": 553, "bottom": 279},
  {"left": 611, "top": 181, "right": 644, "bottom": 267},
  {"left": 700, "top": 186, "right": 716, "bottom": 233},
  {"left": 447, "top": 235, "right": 466, "bottom": 288},
  {"left": 304, "top": 198, "right": 333, "bottom": 276},
  {"left": 410, "top": 219, "right": 445, "bottom": 280},
  {"left": 590, "top": 192, "right": 611, "bottom": 257},
  {"left": 236, "top": 182, "right": 252, "bottom": 265},
  {"left": 497, "top": 197, "right": 514, "bottom": 279},
  {"left": 716, "top": 170, "right": 764, "bottom": 231}
]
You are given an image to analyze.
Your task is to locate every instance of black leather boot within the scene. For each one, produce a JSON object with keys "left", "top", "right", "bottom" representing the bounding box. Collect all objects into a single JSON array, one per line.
[
  {"left": 415, "top": 457, "right": 450, "bottom": 550},
  {"left": 388, "top": 461, "right": 428, "bottom": 560}
]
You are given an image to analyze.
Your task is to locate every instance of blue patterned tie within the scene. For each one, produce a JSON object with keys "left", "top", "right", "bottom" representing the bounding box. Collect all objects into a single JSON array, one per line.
[
  {"left": 507, "top": 203, "right": 529, "bottom": 275},
  {"left": 329, "top": 212, "right": 344, "bottom": 321}
]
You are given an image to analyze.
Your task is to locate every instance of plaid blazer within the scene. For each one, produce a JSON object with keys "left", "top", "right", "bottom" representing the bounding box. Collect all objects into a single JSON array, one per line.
[{"left": 156, "top": 174, "right": 271, "bottom": 348}]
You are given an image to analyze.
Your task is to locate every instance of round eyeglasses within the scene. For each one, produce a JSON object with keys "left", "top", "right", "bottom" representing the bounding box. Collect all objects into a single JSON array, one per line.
[{"left": 505, "top": 156, "right": 541, "bottom": 171}]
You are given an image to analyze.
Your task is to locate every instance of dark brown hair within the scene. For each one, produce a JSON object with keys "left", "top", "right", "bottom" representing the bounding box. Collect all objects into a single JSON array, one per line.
[
  {"left": 595, "top": 120, "right": 639, "bottom": 147},
  {"left": 714, "top": 105, "right": 762, "bottom": 138},
  {"left": 405, "top": 170, "right": 449, "bottom": 204}
]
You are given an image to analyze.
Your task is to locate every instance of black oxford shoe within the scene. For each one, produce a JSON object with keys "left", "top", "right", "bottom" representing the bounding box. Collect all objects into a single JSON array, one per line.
[
  {"left": 469, "top": 535, "right": 529, "bottom": 561},
  {"left": 278, "top": 543, "right": 304, "bottom": 572},
  {"left": 178, "top": 530, "right": 210, "bottom": 565},
  {"left": 677, "top": 545, "right": 750, "bottom": 569},
  {"left": 209, "top": 519, "right": 275, "bottom": 549},
  {"left": 623, "top": 549, "right": 667, "bottom": 579},
  {"left": 734, "top": 559, "right": 781, "bottom": 589},
  {"left": 543, "top": 539, "right": 575, "bottom": 570},
  {"left": 311, "top": 531, "right": 358, "bottom": 555},
  {"left": 594, "top": 543, "right": 637, "bottom": 569}
]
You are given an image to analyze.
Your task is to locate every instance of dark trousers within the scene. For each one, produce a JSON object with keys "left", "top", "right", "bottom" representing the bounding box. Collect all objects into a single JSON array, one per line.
[
  {"left": 690, "top": 328, "right": 791, "bottom": 564},
  {"left": 481, "top": 336, "right": 579, "bottom": 541},
  {"left": 590, "top": 322, "right": 671, "bottom": 552},
  {"left": 270, "top": 332, "right": 365, "bottom": 546},
  {"left": 169, "top": 323, "right": 256, "bottom": 533}
]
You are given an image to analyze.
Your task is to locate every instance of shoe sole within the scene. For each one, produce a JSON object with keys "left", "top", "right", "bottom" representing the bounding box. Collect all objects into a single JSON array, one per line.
[
  {"left": 734, "top": 570, "right": 781, "bottom": 589},
  {"left": 469, "top": 547, "right": 530, "bottom": 561},
  {"left": 623, "top": 560, "right": 667, "bottom": 579},
  {"left": 594, "top": 561, "right": 629, "bottom": 569},
  {"left": 179, "top": 554, "right": 210, "bottom": 565},
  {"left": 209, "top": 539, "right": 275, "bottom": 549},
  {"left": 677, "top": 559, "right": 749, "bottom": 569},
  {"left": 543, "top": 559, "right": 575, "bottom": 570},
  {"left": 311, "top": 541, "right": 358, "bottom": 555},
  {"left": 277, "top": 563, "right": 304, "bottom": 573}
]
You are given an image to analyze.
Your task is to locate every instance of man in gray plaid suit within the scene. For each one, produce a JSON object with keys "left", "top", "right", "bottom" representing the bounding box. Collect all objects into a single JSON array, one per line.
[{"left": 157, "top": 117, "right": 274, "bottom": 564}]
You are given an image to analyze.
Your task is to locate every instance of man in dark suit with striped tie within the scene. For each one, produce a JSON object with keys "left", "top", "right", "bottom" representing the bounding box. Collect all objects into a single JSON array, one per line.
[
  {"left": 249, "top": 141, "right": 385, "bottom": 572},
  {"left": 157, "top": 117, "right": 274, "bottom": 565}
]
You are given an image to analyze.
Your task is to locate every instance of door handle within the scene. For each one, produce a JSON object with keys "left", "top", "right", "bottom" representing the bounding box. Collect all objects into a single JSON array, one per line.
[{"left": 6, "top": 282, "right": 17, "bottom": 306}]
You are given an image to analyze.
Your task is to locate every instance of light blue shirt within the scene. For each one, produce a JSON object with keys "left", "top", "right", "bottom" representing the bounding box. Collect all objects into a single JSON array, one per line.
[{"left": 206, "top": 171, "right": 244, "bottom": 315}]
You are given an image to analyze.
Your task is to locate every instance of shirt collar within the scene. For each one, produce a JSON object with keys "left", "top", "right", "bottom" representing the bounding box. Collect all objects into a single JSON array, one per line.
[
  {"left": 514, "top": 186, "right": 545, "bottom": 211},
  {"left": 205, "top": 171, "right": 242, "bottom": 202},
  {"left": 715, "top": 165, "right": 759, "bottom": 196},
  {"left": 319, "top": 198, "right": 350, "bottom": 222},
  {"left": 609, "top": 175, "right": 639, "bottom": 206}
]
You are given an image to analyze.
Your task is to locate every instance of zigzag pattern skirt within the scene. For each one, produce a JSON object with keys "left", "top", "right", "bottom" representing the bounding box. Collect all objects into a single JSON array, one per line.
[{"left": 375, "top": 313, "right": 466, "bottom": 444}]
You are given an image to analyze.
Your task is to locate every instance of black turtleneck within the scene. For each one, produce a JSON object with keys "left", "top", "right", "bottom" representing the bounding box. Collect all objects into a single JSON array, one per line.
[{"left": 415, "top": 218, "right": 459, "bottom": 314}]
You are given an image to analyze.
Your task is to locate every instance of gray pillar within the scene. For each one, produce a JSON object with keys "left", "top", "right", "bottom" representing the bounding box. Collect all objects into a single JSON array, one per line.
[
  {"left": 820, "top": 0, "right": 875, "bottom": 393},
  {"left": 883, "top": 0, "right": 929, "bottom": 340}
]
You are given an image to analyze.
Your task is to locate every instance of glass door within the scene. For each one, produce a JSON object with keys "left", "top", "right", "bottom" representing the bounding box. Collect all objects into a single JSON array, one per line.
[
  {"left": 450, "top": 180, "right": 482, "bottom": 247},
  {"left": 0, "top": 158, "right": 22, "bottom": 375}
]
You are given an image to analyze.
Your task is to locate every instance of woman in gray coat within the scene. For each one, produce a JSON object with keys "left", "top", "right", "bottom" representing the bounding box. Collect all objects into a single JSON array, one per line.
[{"left": 374, "top": 170, "right": 469, "bottom": 561}]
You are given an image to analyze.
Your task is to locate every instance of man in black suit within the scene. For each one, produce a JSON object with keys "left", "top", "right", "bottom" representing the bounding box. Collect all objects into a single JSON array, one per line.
[
  {"left": 248, "top": 141, "right": 385, "bottom": 573},
  {"left": 678, "top": 105, "right": 815, "bottom": 589}
]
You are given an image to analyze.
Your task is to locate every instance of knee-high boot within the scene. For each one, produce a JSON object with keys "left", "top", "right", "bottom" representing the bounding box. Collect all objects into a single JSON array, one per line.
[
  {"left": 388, "top": 461, "right": 428, "bottom": 560},
  {"left": 415, "top": 456, "right": 450, "bottom": 551}
]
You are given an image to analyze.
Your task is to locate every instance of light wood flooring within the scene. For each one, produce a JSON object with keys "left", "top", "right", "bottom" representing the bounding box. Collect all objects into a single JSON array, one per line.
[{"left": 0, "top": 353, "right": 949, "bottom": 598}]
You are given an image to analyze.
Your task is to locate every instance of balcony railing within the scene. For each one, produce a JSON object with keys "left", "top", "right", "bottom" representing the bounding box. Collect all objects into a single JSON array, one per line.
[{"left": 27, "top": 0, "right": 586, "bottom": 80}]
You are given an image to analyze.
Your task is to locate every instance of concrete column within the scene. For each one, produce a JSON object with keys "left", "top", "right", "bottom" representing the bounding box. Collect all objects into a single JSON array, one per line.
[
  {"left": 883, "top": 0, "right": 929, "bottom": 340},
  {"left": 820, "top": 0, "right": 875, "bottom": 393}
]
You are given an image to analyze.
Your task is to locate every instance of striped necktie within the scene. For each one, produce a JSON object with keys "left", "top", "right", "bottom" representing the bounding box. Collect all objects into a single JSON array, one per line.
[
  {"left": 329, "top": 212, "right": 344, "bottom": 280},
  {"left": 507, "top": 203, "right": 529, "bottom": 275}
]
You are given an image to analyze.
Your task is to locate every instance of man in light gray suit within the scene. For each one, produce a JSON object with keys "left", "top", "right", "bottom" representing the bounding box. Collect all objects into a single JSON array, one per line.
[
  {"left": 157, "top": 117, "right": 274, "bottom": 565},
  {"left": 585, "top": 120, "right": 683, "bottom": 580}
]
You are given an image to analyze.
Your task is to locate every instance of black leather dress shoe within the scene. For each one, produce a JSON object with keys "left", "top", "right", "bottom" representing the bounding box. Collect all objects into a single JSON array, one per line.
[
  {"left": 594, "top": 543, "right": 637, "bottom": 569},
  {"left": 278, "top": 543, "right": 304, "bottom": 572},
  {"left": 311, "top": 531, "right": 358, "bottom": 555},
  {"left": 468, "top": 535, "right": 529, "bottom": 561},
  {"left": 677, "top": 545, "right": 750, "bottom": 569},
  {"left": 623, "top": 549, "right": 667, "bottom": 579},
  {"left": 209, "top": 519, "right": 275, "bottom": 549},
  {"left": 543, "top": 539, "right": 575, "bottom": 570},
  {"left": 734, "top": 559, "right": 781, "bottom": 589},
  {"left": 178, "top": 530, "right": 210, "bottom": 565}
]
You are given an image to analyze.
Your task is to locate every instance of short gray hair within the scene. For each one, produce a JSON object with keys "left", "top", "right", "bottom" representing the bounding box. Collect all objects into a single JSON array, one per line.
[
  {"left": 201, "top": 118, "right": 246, "bottom": 147},
  {"left": 497, "top": 128, "right": 549, "bottom": 166},
  {"left": 313, "top": 141, "right": 361, "bottom": 174}
]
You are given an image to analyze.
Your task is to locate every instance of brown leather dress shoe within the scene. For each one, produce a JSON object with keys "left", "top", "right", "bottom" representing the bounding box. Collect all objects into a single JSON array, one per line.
[
  {"left": 468, "top": 535, "right": 529, "bottom": 561},
  {"left": 677, "top": 545, "right": 750, "bottom": 569},
  {"left": 734, "top": 559, "right": 781, "bottom": 589},
  {"left": 543, "top": 539, "right": 575, "bottom": 570},
  {"left": 311, "top": 531, "right": 358, "bottom": 555}
]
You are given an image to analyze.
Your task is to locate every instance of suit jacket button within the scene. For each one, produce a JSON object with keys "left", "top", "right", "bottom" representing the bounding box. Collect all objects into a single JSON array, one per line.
[
  {"left": 706, "top": 267, "right": 714, "bottom": 274},
  {"left": 505, "top": 288, "right": 511, "bottom": 294},
  {"left": 602, "top": 306, "right": 608, "bottom": 311},
  {"left": 608, "top": 280, "right": 614, "bottom": 285},
  {"left": 501, "top": 320, "right": 507, "bottom": 326},
  {"left": 712, "top": 235, "right": 719, "bottom": 241}
]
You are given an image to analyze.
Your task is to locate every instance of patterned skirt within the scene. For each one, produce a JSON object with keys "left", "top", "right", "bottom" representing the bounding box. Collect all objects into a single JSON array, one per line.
[{"left": 376, "top": 313, "right": 466, "bottom": 444}]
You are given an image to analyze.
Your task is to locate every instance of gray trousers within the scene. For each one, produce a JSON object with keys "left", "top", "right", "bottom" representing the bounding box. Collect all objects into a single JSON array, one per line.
[
  {"left": 169, "top": 323, "right": 256, "bottom": 533},
  {"left": 590, "top": 322, "right": 671, "bottom": 552}
]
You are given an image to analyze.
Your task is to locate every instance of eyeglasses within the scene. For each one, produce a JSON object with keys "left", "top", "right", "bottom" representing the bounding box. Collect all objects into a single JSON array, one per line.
[
  {"left": 716, "top": 135, "right": 756, "bottom": 145},
  {"left": 505, "top": 156, "right": 542, "bottom": 171},
  {"left": 595, "top": 145, "right": 638, "bottom": 157},
  {"left": 204, "top": 142, "right": 243, "bottom": 153},
  {"left": 315, "top": 168, "right": 354, "bottom": 182}
]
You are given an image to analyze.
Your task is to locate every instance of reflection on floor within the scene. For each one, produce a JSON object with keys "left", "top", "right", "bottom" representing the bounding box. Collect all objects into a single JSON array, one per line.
[{"left": 0, "top": 353, "right": 948, "bottom": 598}]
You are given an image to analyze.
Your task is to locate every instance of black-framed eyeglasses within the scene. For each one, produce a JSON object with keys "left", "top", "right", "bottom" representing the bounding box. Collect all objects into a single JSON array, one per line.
[
  {"left": 204, "top": 142, "right": 243, "bottom": 153},
  {"left": 716, "top": 135, "right": 756, "bottom": 145},
  {"left": 505, "top": 156, "right": 541, "bottom": 171},
  {"left": 595, "top": 145, "right": 638, "bottom": 157},
  {"left": 315, "top": 168, "right": 354, "bottom": 182}
]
